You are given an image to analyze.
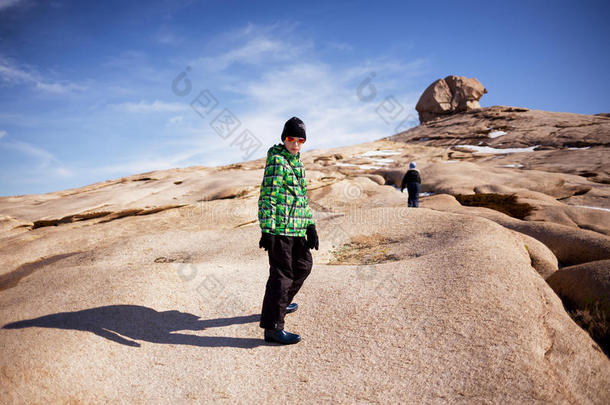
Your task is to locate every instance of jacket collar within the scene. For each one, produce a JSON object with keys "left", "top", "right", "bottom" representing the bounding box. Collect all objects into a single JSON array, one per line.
[{"left": 272, "top": 143, "right": 300, "bottom": 161}]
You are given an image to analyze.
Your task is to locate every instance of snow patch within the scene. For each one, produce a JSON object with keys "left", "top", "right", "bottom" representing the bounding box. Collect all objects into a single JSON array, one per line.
[
  {"left": 336, "top": 162, "right": 382, "bottom": 170},
  {"left": 369, "top": 158, "right": 394, "bottom": 164},
  {"left": 567, "top": 146, "right": 591, "bottom": 150},
  {"left": 360, "top": 150, "right": 402, "bottom": 157},
  {"left": 488, "top": 130, "right": 507, "bottom": 138},
  {"left": 574, "top": 205, "right": 610, "bottom": 213},
  {"left": 500, "top": 164, "right": 524, "bottom": 168},
  {"left": 456, "top": 145, "right": 539, "bottom": 154}
]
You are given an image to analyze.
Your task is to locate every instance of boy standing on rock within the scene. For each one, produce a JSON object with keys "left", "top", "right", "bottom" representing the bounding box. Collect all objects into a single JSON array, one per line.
[
  {"left": 401, "top": 162, "right": 422, "bottom": 207},
  {"left": 257, "top": 117, "right": 319, "bottom": 345}
]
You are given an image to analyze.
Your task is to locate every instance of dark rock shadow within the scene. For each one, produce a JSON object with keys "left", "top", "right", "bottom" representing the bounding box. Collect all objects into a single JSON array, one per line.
[{"left": 3, "top": 305, "right": 264, "bottom": 348}]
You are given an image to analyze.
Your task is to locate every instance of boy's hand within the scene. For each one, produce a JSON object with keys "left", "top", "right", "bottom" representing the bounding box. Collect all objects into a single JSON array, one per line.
[
  {"left": 259, "top": 232, "right": 273, "bottom": 251},
  {"left": 306, "top": 225, "right": 319, "bottom": 250}
]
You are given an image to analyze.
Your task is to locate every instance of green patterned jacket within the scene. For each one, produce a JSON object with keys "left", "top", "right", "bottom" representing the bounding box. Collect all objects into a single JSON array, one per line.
[{"left": 258, "top": 144, "right": 315, "bottom": 236}]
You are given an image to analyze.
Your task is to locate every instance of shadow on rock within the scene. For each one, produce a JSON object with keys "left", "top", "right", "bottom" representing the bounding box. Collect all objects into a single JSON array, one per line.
[{"left": 2, "top": 304, "right": 263, "bottom": 348}]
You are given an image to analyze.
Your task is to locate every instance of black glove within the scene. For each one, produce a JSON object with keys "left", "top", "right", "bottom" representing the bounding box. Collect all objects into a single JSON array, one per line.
[
  {"left": 259, "top": 232, "right": 273, "bottom": 251},
  {"left": 306, "top": 224, "right": 319, "bottom": 250}
]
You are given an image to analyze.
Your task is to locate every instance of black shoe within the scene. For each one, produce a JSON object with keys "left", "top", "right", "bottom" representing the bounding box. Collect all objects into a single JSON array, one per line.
[
  {"left": 264, "top": 329, "right": 301, "bottom": 345},
  {"left": 286, "top": 302, "right": 298, "bottom": 314}
]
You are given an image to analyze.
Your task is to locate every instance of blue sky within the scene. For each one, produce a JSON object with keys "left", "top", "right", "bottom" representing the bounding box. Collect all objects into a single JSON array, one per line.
[{"left": 0, "top": 0, "right": 608, "bottom": 197}]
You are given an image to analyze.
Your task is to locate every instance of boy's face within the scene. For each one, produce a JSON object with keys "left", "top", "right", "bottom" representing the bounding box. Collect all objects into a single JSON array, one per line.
[{"left": 283, "top": 136, "right": 305, "bottom": 155}]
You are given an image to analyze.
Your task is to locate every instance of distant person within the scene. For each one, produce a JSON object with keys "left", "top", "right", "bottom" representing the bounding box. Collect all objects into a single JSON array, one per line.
[
  {"left": 257, "top": 117, "right": 319, "bottom": 345},
  {"left": 400, "top": 162, "right": 421, "bottom": 207}
]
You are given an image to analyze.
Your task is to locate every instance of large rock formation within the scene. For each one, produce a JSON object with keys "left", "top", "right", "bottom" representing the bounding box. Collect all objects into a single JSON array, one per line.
[
  {"left": 389, "top": 105, "right": 610, "bottom": 184},
  {"left": 1, "top": 127, "right": 609, "bottom": 401},
  {"left": 415, "top": 75, "right": 487, "bottom": 123},
  {"left": 1, "top": 177, "right": 609, "bottom": 403}
]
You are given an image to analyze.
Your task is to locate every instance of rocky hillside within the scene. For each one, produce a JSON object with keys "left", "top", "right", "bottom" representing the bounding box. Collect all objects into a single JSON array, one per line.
[
  {"left": 1, "top": 86, "right": 609, "bottom": 401},
  {"left": 389, "top": 105, "right": 610, "bottom": 184}
]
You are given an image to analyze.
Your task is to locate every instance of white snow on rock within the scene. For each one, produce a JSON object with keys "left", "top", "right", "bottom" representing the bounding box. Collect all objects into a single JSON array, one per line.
[
  {"left": 335, "top": 162, "right": 382, "bottom": 170},
  {"left": 574, "top": 205, "right": 610, "bottom": 213},
  {"left": 369, "top": 158, "right": 394, "bottom": 164},
  {"left": 456, "top": 145, "right": 539, "bottom": 154},
  {"left": 360, "top": 150, "right": 402, "bottom": 157},
  {"left": 500, "top": 164, "right": 524, "bottom": 168},
  {"left": 396, "top": 188, "right": 434, "bottom": 197},
  {"left": 488, "top": 130, "right": 507, "bottom": 138},
  {"left": 567, "top": 146, "right": 591, "bottom": 150}
]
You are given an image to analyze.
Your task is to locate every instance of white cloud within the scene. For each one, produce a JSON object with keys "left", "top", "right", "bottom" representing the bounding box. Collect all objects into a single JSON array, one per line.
[
  {"left": 166, "top": 115, "right": 184, "bottom": 126},
  {"left": 1, "top": 139, "right": 55, "bottom": 162},
  {"left": 181, "top": 24, "right": 426, "bottom": 154},
  {"left": 0, "top": 129, "right": 6, "bottom": 139},
  {"left": 0, "top": 138, "right": 72, "bottom": 177},
  {"left": 326, "top": 41, "right": 354, "bottom": 52},
  {"left": 112, "top": 100, "right": 188, "bottom": 113},
  {"left": 194, "top": 37, "right": 294, "bottom": 71},
  {"left": 94, "top": 147, "right": 216, "bottom": 176},
  {"left": 156, "top": 32, "right": 183, "bottom": 45},
  {"left": 1, "top": 22, "right": 427, "bottom": 194},
  {"left": 225, "top": 59, "right": 421, "bottom": 151},
  {"left": 54, "top": 167, "right": 73, "bottom": 178},
  {"left": 0, "top": 56, "right": 86, "bottom": 94},
  {"left": 193, "top": 23, "right": 309, "bottom": 72},
  {"left": 101, "top": 50, "right": 170, "bottom": 84},
  {"left": 0, "top": 60, "right": 31, "bottom": 82},
  {"left": 102, "top": 50, "right": 147, "bottom": 70},
  {"left": 74, "top": 24, "right": 426, "bottom": 181},
  {"left": 155, "top": 25, "right": 184, "bottom": 46},
  {"left": 0, "top": 0, "right": 24, "bottom": 11},
  {"left": 35, "top": 81, "right": 86, "bottom": 93}
]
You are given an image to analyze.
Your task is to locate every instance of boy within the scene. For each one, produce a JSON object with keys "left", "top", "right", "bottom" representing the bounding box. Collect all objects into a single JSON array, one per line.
[
  {"left": 258, "top": 117, "right": 319, "bottom": 345},
  {"left": 400, "top": 162, "right": 422, "bottom": 208}
]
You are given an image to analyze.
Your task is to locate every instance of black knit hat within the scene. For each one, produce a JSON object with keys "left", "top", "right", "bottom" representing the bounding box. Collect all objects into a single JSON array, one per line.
[{"left": 281, "top": 117, "right": 306, "bottom": 141}]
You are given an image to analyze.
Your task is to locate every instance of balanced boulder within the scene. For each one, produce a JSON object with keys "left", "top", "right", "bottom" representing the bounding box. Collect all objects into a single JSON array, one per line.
[{"left": 416, "top": 75, "right": 487, "bottom": 123}]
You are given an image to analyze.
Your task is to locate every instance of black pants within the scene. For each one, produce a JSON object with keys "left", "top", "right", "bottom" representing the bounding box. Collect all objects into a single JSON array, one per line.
[
  {"left": 260, "top": 235, "right": 313, "bottom": 330},
  {"left": 407, "top": 182, "right": 420, "bottom": 207}
]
